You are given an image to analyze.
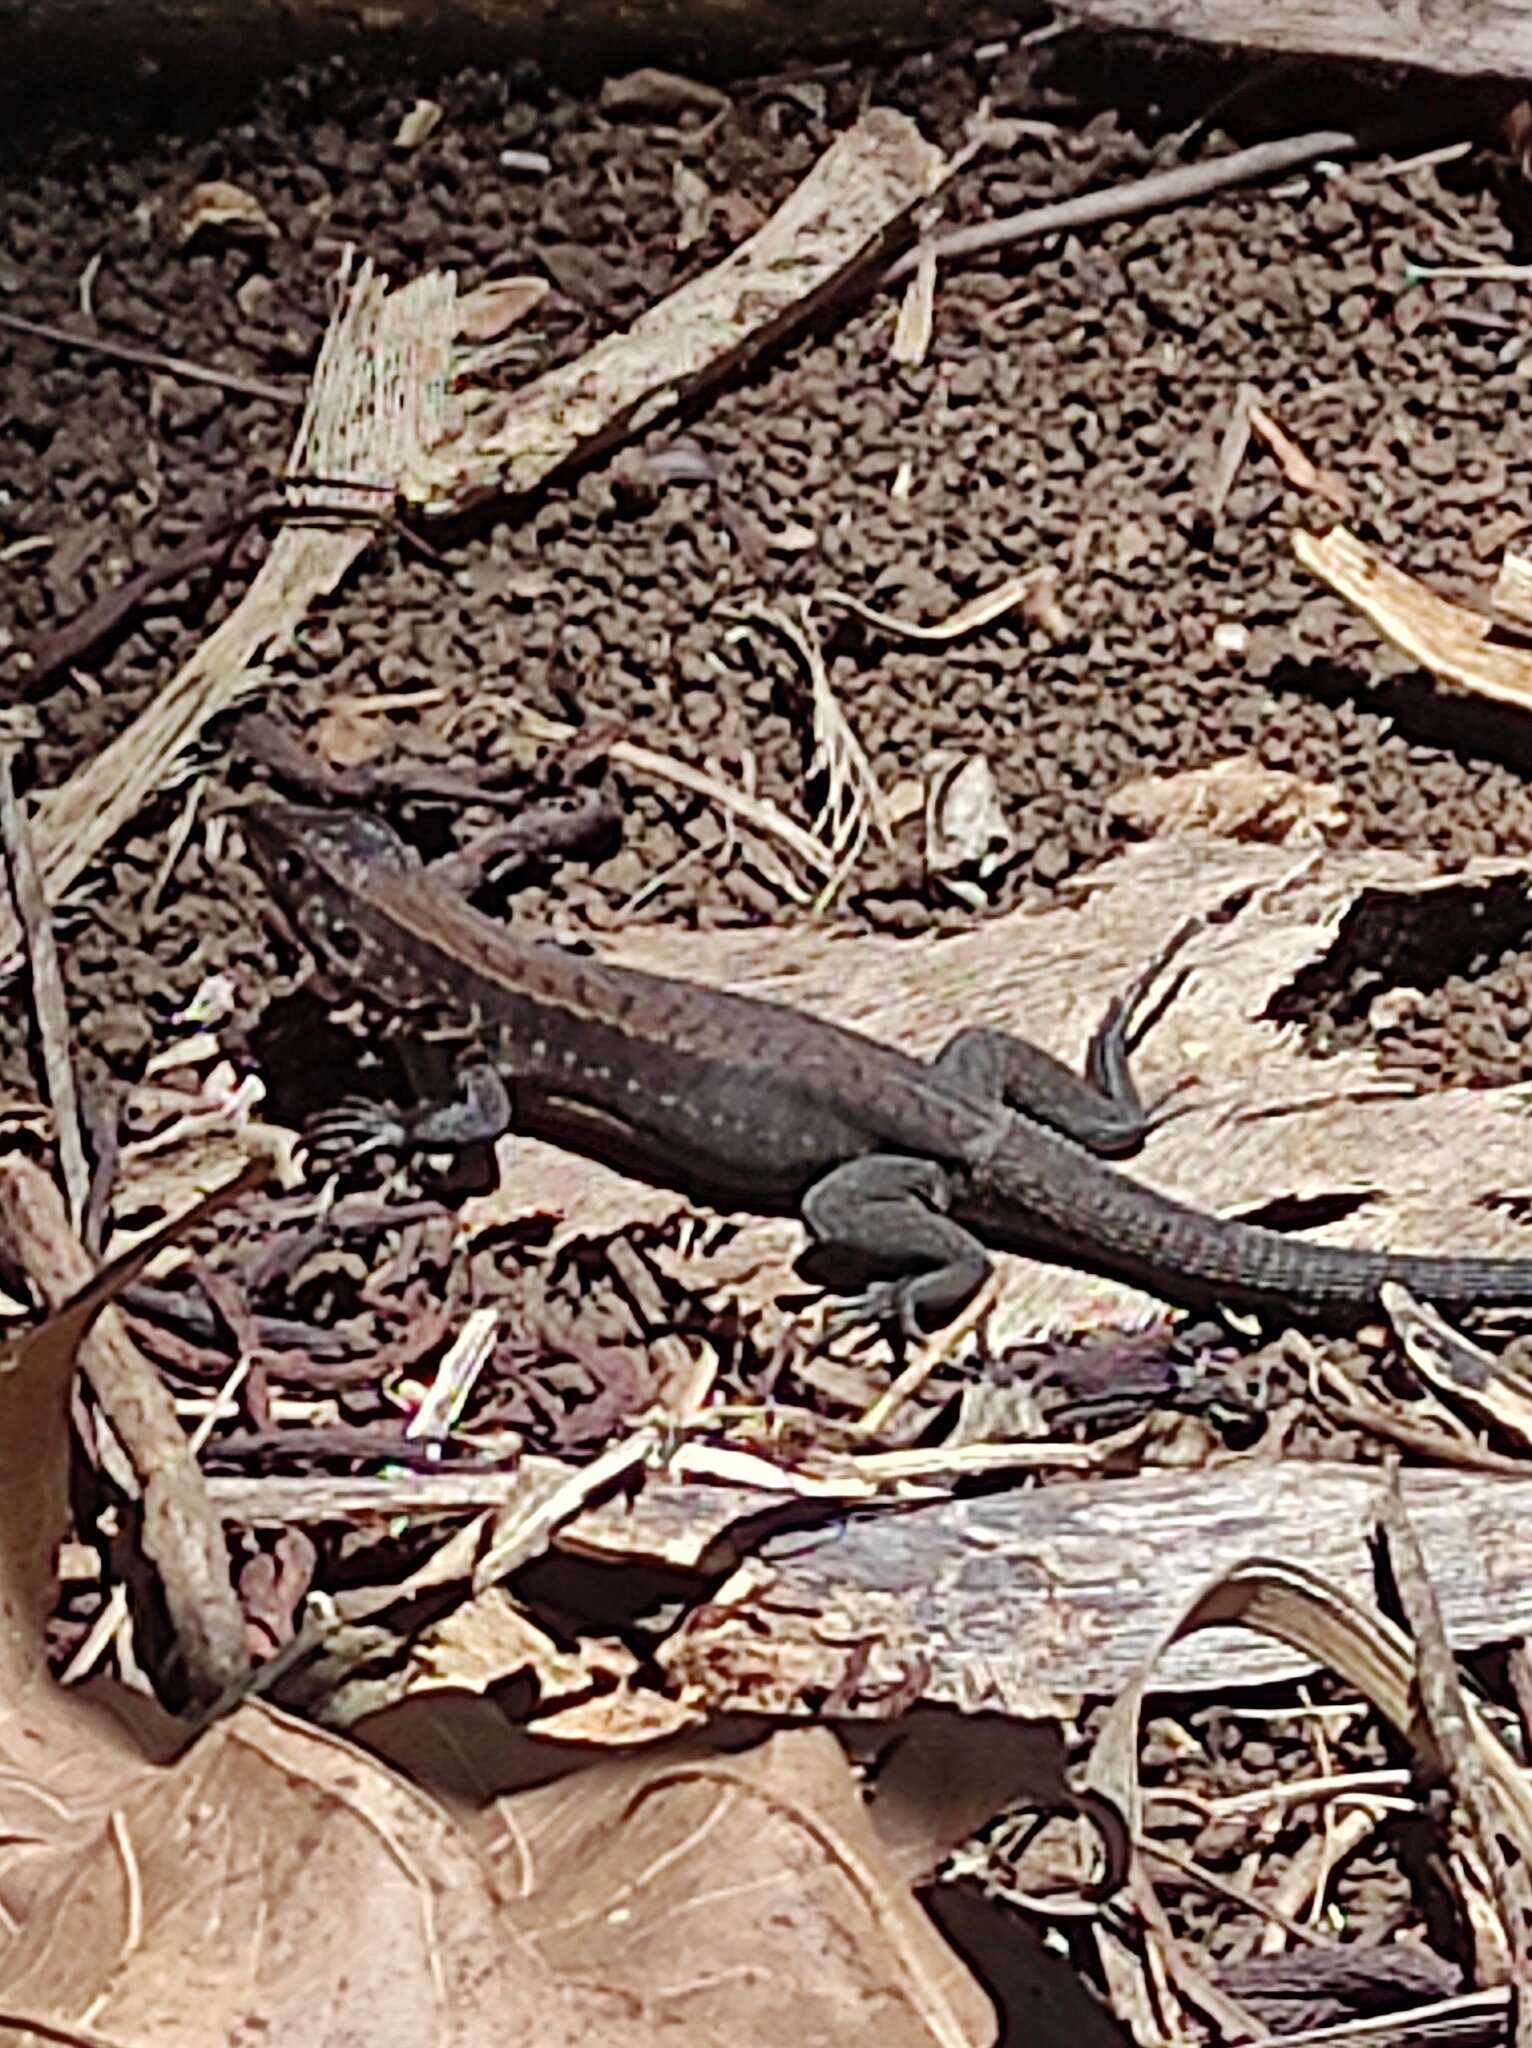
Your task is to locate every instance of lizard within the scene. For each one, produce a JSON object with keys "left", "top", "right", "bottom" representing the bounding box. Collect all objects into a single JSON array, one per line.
[{"left": 243, "top": 803, "right": 1532, "bottom": 1331}]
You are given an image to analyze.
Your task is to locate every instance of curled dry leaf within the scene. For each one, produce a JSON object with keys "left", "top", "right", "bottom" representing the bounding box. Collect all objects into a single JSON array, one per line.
[
  {"left": 175, "top": 179, "right": 279, "bottom": 246},
  {"left": 1247, "top": 399, "right": 1351, "bottom": 512},
  {"left": 314, "top": 700, "right": 391, "bottom": 769},
  {"left": 1089, "top": 1553, "right": 1532, "bottom": 1843},
  {"left": 822, "top": 564, "right": 1063, "bottom": 645},
  {"left": 393, "top": 97, "right": 443, "bottom": 149},
  {"left": 1086, "top": 1554, "right": 1532, "bottom": 2042},
  {"left": 1383, "top": 1280, "right": 1532, "bottom": 1449},
  {"left": 1105, "top": 753, "right": 1346, "bottom": 846},
  {"left": 599, "top": 66, "right": 731, "bottom": 120},
  {"left": 1295, "top": 524, "right": 1532, "bottom": 712},
  {"left": 923, "top": 749, "right": 1016, "bottom": 891}
]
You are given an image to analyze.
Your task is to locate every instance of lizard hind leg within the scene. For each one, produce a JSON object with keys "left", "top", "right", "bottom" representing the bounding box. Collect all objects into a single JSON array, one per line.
[
  {"left": 801, "top": 1155, "right": 991, "bottom": 1337},
  {"left": 931, "top": 916, "right": 1203, "bottom": 1156},
  {"left": 932, "top": 1025, "right": 1150, "bottom": 1156}
]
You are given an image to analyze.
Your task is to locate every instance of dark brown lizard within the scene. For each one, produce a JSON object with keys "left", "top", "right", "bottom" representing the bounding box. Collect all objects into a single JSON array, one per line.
[{"left": 244, "top": 804, "right": 1532, "bottom": 1330}]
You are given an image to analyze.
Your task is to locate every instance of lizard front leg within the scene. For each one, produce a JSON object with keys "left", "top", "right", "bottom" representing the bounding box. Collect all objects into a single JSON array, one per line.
[
  {"left": 303, "top": 1060, "right": 513, "bottom": 1166},
  {"left": 802, "top": 1155, "right": 991, "bottom": 1336}
]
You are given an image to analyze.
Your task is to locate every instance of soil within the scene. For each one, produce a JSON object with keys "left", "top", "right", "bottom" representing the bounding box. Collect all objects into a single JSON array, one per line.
[{"left": 7, "top": 24, "right": 1532, "bottom": 2031}]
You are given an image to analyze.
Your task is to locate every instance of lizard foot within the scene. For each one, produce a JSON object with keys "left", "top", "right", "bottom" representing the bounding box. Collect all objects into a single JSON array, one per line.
[
  {"left": 300, "top": 1099, "right": 411, "bottom": 1171},
  {"left": 824, "top": 1279, "right": 928, "bottom": 1343}
]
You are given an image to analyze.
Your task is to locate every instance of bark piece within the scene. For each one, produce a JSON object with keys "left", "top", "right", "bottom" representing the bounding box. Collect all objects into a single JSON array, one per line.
[
  {"left": 1069, "top": 0, "right": 1532, "bottom": 78},
  {"left": 419, "top": 107, "right": 947, "bottom": 514},
  {"left": 659, "top": 1463, "right": 1532, "bottom": 1710}
]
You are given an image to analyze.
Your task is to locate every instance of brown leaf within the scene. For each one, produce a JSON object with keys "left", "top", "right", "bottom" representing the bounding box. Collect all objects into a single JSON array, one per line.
[
  {"left": 175, "top": 179, "right": 279, "bottom": 245},
  {"left": 1105, "top": 754, "right": 1345, "bottom": 846},
  {"left": 314, "top": 701, "right": 391, "bottom": 768},
  {"left": 503, "top": 1728, "right": 995, "bottom": 2047},
  {"left": 0, "top": 1700, "right": 665, "bottom": 2046},
  {"left": 1247, "top": 400, "right": 1351, "bottom": 511},
  {"left": 455, "top": 276, "right": 549, "bottom": 342},
  {"left": 599, "top": 67, "right": 730, "bottom": 120}
]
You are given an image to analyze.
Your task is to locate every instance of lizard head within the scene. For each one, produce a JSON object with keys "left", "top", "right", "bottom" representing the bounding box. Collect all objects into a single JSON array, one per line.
[{"left": 242, "top": 804, "right": 428, "bottom": 1000}]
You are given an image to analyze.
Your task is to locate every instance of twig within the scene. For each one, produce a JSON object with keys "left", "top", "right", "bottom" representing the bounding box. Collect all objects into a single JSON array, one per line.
[
  {"left": 884, "top": 129, "right": 1359, "bottom": 283},
  {"left": 472, "top": 1425, "right": 660, "bottom": 1590},
  {"left": 1381, "top": 1460, "right": 1532, "bottom": 2039},
  {"left": 508, "top": 696, "right": 840, "bottom": 893},
  {"left": 0, "top": 307, "right": 302, "bottom": 406},
  {"left": 0, "top": 746, "right": 90, "bottom": 1227},
  {"left": 14, "top": 478, "right": 394, "bottom": 694},
  {"left": 0, "top": 1158, "right": 264, "bottom": 1704},
  {"left": 856, "top": 1277, "right": 996, "bottom": 1437}
]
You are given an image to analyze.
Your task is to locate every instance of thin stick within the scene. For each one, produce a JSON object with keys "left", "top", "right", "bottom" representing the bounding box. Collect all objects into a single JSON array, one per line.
[
  {"left": 884, "top": 129, "right": 1359, "bottom": 283},
  {"left": 0, "top": 308, "right": 302, "bottom": 407},
  {"left": 1381, "top": 1460, "right": 1532, "bottom": 2039},
  {"left": 0, "top": 750, "right": 90, "bottom": 1227}
]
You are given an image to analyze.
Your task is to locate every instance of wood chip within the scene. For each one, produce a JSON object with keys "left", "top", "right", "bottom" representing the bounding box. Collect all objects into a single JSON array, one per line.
[{"left": 1296, "top": 523, "right": 1532, "bottom": 711}]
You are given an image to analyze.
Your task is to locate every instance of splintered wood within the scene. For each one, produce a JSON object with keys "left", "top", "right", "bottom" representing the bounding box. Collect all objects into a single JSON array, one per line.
[{"left": 1296, "top": 523, "right": 1532, "bottom": 712}]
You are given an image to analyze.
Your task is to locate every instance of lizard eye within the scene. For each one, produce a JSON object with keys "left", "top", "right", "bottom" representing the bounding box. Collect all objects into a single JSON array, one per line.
[
  {"left": 273, "top": 848, "right": 306, "bottom": 886},
  {"left": 329, "top": 922, "right": 363, "bottom": 961}
]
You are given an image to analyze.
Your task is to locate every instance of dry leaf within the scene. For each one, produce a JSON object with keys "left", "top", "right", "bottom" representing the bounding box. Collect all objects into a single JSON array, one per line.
[
  {"left": 1247, "top": 399, "right": 1351, "bottom": 511},
  {"left": 1385, "top": 1281, "right": 1532, "bottom": 1449},
  {"left": 845, "top": 1710, "right": 1094, "bottom": 1888},
  {"left": 923, "top": 750, "right": 1016, "bottom": 886},
  {"left": 0, "top": 1699, "right": 666, "bottom": 2048},
  {"left": 599, "top": 67, "right": 730, "bottom": 120},
  {"left": 409, "top": 1584, "right": 630, "bottom": 1699},
  {"left": 892, "top": 241, "right": 936, "bottom": 366},
  {"left": 1295, "top": 524, "right": 1532, "bottom": 711},
  {"left": 502, "top": 1728, "right": 995, "bottom": 2048},
  {"left": 672, "top": 161, "right": 714, "bottom": 251},
  {"left": 1105, "top": 754, "right": 1345, "bottom": 845},
  {"left": 822, "top": 565, "right": 1060, "bottom": 645},
  {"left": 455, "top": 276, "right": 549, "bottom": 342},
  {"left": 393, "top": 98, "right": 443, "bottom": 149},
  {"left": 175, "top": 179, "right": 278, "bottom": 245},
  {"left": 315, "top": 701, "right": 391, "bottom": 769}
]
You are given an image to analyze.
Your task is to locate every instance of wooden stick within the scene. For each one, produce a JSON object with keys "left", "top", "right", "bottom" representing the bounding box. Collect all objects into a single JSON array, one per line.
[
  {"left": 0, "top": 307, "right": 301, "bottom": 406},
  {"left": 884, "top": 129, "right": 1359, "bottom": 283}
]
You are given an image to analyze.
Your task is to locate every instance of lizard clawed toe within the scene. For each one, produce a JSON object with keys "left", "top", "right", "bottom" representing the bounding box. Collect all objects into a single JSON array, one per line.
[
  {"left": 299, "top": 1099, "right": 410, "bottom": 1169},
  {"left": 825, "top": 1279, "right": 926, "bottom": 1342}
]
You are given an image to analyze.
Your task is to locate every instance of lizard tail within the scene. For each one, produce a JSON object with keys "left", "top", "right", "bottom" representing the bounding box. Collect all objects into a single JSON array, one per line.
[{"left": 982, "top": 1144, "right": 1532, "bottom": 1320}]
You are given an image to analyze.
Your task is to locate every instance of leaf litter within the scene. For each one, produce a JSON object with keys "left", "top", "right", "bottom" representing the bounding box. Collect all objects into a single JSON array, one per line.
[{"left": 13, "top": 27, "right": 1532, "bottom": 2048}]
